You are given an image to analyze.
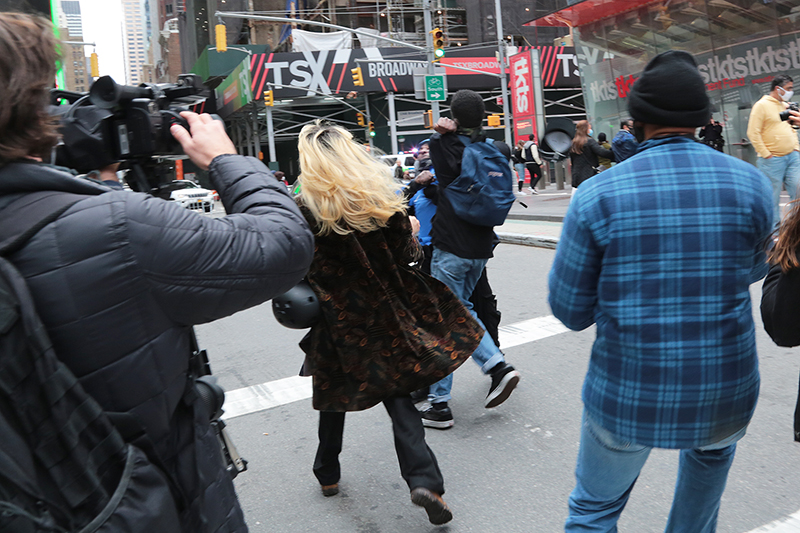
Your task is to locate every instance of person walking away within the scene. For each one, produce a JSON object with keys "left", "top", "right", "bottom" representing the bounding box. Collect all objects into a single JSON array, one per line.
[
  {"left": 569, "top": 120, "right": 613, "bottom": 190},
  {"left": 596, "top": 132, "right": 612, "bottom": 171},
  {"left": 747, "top": 74, "right": 800, "bottom": 228},
  {"left": 550, "top": 50, "right": 773, "bottom": 532},
  {"left": 294, "top": 121, "right": 483, "bottom": 525},
  {"left": 513, "top": 139, "right": 527, "bottom": 194},
  {"left": 611, "top": 118, "right": 639, "bottom": 162},
  {"left": 523, "top": 134, "right": 543, "bottom": 194},
  {"left": 422, "top": 89, "right": 521, "bottom": 429},
  {"left": 0, "top": 13, "right": 315, "bottom": 532}
]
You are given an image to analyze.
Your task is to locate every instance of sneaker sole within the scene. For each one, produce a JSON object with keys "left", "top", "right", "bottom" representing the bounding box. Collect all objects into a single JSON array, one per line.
[
  {"left": 411, "top": 488, "right": 453, "bottom": 525},
  {"left": 485, "top": 371, "right": 521, "bottom": 408},
  {"left": 422, "top": 418, "right": 454, "bottom": 429}
]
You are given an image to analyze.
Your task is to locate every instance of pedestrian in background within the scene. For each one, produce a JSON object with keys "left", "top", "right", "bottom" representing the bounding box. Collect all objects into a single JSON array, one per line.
[
  {"left": 611, "top": 118, "right": 639, "bottom": 162},
  {"left": 596, "top": 132, "right": 612, "bottom": 171},
  {"left": 569, "top": 120, "right": 613, "bottom": 189},
  {"left": 294, "top": 121, "right": 483, "bottom": 525},
  {"left": 513, "top": 139, "right": 527, "bottom": 194},
  {"left": 550, "top": 50, "right": 773, "bottom": 532},
  {"left": 523, "top": 134, "right": 543, "bottom": 194},
  {"left": 699, "top": 117, "right": 725, "bottom": 152},
  {"left": 747, "top": 74, "right": 800, "bottom": 228}
]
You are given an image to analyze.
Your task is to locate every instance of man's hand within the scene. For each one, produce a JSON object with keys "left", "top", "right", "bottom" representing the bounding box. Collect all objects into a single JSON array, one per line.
[
  {"left": 433, "top": 117, "right": 457, "bottom": 135},
  {"left": 170, "top": 111, "right": 237, "bottom": 170},
  {"left": 789, "top": 109, "right": 800, "bottom": 129},
  {"left": 414, "top": 170, "right": 434, "bottom": 186}
]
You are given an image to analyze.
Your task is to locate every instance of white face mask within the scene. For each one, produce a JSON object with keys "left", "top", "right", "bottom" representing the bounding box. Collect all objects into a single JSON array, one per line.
[{"left": 779, "top": 86, "right": 794, "bottom": 102}]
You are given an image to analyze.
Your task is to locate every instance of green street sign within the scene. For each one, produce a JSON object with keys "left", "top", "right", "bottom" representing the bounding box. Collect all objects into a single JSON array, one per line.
[{"left": 425, "top": 75, "right": 446, "bottom": 102}]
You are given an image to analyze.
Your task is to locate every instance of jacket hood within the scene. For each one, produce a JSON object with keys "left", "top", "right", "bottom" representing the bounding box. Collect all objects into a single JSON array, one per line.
[{"left": 0, "top": 161, "right": 108, "bottom": 196}]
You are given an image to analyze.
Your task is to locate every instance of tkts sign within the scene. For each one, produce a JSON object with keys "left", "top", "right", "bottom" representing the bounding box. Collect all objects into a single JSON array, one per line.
[
  {"left": 249, "top": 46, "right": 582, "bottom": 99},
  {"left": 509, "top": 50, "right": 537, "bottom": 143}
]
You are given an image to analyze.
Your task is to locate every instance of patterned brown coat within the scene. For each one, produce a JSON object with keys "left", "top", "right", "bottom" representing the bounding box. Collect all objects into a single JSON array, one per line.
[{"left": 299, "top": 206, "right": 483, "bottom": 412}]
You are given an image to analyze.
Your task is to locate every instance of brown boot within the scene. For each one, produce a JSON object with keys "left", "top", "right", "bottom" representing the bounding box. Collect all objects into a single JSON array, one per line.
[
  {"left": 321, "top": 483, "right": 339, "bottom": 497},
  {"left": 410, "top": 487, "right": 453, "bottom": 525}
]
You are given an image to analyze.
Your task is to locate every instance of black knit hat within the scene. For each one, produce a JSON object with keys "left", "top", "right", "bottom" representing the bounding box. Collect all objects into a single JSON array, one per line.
[
  {"left": 627, "top": 50, "right": 710, "bottom": 127},
  {"left": 450, "top": 89, "right": 485, "bottom": 128}
]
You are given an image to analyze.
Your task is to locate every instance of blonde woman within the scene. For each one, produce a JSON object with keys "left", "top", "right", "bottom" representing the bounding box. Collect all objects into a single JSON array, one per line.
[{"left": 295, "top": 121, "right": 482, "bottom": 525}]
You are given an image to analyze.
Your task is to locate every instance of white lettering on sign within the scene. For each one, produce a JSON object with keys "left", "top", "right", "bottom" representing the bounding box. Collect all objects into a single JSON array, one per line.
[
  {"left": 368, "top": 61, "right": 428, "bottom": 79},
  {"left": 512, "top": 56, "right": 531, "bottom": 115}
]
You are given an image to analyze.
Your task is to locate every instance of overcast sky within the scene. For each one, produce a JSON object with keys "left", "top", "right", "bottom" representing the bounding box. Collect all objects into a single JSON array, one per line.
[{"left": 79, "top": 0, "right": 125, "bottom": 84}]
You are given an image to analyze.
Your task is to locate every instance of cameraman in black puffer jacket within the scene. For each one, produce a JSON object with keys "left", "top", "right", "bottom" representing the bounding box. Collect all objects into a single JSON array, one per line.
[{"left": 0, "top": 13, "right": 313, "bottom": 533}]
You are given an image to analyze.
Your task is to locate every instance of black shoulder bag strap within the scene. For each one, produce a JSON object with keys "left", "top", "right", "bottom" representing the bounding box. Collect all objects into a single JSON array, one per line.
[{"left": 0, "top": 191, "right": 87, "bottom": 255}]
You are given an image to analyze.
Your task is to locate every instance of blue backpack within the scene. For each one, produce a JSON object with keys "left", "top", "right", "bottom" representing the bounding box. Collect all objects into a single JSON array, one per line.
[{"left": 445, "top": 135, "right": 515, "bottom": 226}]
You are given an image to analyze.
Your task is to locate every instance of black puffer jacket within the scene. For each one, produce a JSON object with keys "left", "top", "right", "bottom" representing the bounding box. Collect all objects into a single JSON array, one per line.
[
  {"left": 569, "top": 137, "right": 614, "bottom": 188},
  {"left": 0, "top": 155, "right": 314, "bottom": 532}
]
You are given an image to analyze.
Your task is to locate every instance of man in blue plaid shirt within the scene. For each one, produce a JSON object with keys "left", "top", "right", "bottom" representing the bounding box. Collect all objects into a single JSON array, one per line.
[{"left": 549, "top": 51, "right": 773, "bottom": 532}]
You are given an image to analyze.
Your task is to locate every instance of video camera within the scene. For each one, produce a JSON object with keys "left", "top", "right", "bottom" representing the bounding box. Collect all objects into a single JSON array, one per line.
[
  {"left": 50, "top": 74, "right": 216, "bottom": 191},
  {"left": 780, "top": 102, "right": 800, "bottom": 128}
]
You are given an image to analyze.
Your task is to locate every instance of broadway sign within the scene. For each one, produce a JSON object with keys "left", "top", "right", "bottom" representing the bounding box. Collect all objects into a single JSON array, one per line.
[{"left": 249, "top": 45, "right": 581, "bottom": 100}]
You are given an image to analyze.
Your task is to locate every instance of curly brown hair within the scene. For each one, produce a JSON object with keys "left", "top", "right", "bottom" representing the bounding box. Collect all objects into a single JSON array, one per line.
[
  {"left": 769, "top": 199, "right": 800, "bottom": 271},
  {"left": 0, "top": 13, "right": 60, "bottom": 165}
]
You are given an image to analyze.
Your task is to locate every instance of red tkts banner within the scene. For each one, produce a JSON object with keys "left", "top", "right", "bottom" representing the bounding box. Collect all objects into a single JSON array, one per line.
[{"left": 509, "top": 50, "right": 537, "bottom": 144}]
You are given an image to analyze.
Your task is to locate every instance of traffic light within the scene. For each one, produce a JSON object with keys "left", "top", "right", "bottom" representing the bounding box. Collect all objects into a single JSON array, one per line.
[
  {"left": 90, "top": 52, "right": 99, "bottom": 78},
  {"left": 351, "top": 66, "right": 364, "bottom": 87},
  {"left": 263, "top": 90, "right": 274, "bottom": 106},
  {"left": 356, "top": 112, "right": 365, "bottom": 126},
  {"left": 215, "top": 24, "right": 227, "bottom": 53},
  {"left": 487, "top": 114, "right": 501, "bottom": 127},
  {"left": 432, "top": 28, "right": 445, "bottom": 59},
  {"left": 423, "top": 109, "right": 433, "bottom": 129},
  {"left": 368, "top": 121, "right": 375, "bottom": 137}
]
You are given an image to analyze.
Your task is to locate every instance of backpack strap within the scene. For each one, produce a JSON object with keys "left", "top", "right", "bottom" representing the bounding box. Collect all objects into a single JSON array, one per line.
[{"left": 0, "top": 191, "right": 88, "bottom": 256}]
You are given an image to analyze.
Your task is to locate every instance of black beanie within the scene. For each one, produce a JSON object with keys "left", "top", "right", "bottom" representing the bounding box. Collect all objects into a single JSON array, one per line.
[
  {"left": 450, "top": 89, "right": 485, "bottom": 128},
  {"left": 627, "top": 50, "right": 710, "bottom": 127}
]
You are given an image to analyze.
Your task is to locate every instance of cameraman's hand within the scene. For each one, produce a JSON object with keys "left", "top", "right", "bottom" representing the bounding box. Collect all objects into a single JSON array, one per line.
[
  {"left": 789, "top": 109, "right": 800, "bottom": 128},
  {"left": 170, "top": 111, "right": 236, "bottom": 170}
]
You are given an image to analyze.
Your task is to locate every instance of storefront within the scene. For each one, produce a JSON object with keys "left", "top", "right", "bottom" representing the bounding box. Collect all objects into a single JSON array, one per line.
[{"left": 528, "top": 0, "right": 800, "bottom": 161}]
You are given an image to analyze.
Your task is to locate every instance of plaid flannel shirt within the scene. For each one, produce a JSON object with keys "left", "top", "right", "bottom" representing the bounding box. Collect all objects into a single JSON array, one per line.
[{"left": 549, "top": 136, "right": 773, "bottom": 449}]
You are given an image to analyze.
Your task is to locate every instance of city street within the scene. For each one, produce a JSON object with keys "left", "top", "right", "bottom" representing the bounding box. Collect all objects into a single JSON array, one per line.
[{"left": 194, "top": 195, "right": 800, "bottom": 532}]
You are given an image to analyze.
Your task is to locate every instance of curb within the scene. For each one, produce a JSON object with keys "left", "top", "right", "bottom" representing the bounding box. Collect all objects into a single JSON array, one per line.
[
  {"left": 496, "top": 232, "right": 560, "bottom": 249},
  {"left": 506, "top": 214, "right": 565, "bottom": 223}
]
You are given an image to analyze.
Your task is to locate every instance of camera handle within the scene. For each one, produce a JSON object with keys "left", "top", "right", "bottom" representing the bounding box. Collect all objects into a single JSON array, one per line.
[{"left": 188, "top": 328, "right": 248, "bottom": 479}]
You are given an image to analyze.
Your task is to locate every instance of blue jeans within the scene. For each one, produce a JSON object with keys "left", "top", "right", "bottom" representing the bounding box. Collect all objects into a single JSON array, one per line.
[
  {"left": 756, "top": 151, "right": 800, "bottom": 227},
  {"left": 514, "top": 163, "right": 526, "bottom": 188},
  {"left": 428, "top": 248, "right": 504, "bottom": 403},
  {"left": 565, "top": 410, "right": 745, "bottom": 533}
]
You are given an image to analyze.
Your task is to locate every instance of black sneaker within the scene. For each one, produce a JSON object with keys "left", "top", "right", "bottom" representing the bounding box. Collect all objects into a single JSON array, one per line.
[
  {"left": 421, "top": 403, "right": 454, "bottom": 429},
  {"left": 485, "top": 363, "right": 521, "bottom": 408}
]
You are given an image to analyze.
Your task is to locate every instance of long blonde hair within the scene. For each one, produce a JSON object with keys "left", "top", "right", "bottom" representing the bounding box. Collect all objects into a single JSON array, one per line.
[{"left": 298, "top": 121, "right": 405, "bottom": 236}]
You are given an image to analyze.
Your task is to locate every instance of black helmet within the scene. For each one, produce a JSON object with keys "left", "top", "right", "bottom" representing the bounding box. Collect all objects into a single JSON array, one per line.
[{"left": 272, "top": 280, "right": 321, "bottom": 329}]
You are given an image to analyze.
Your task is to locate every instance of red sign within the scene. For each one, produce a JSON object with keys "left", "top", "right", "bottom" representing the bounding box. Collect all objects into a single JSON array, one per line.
[{"left": 509, "top": 50, "right": 537, "bottom": 144}]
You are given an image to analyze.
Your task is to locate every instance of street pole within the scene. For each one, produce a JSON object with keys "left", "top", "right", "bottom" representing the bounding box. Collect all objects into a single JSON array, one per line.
[
  {"left": 252, "top": 104, "right": 261, "bottom": 160},
  {"left": 422, "top": 0, "right": 440, "bottom": 123},
  {"left": 494, "top": 0, "right": 513, "bottom": 147},
  {"left": 364, "top": 94, "right": 374, "bottom": 151},
  {"left": 266, "top": 106, "right": 276, "bottom": 164},
  {"left": 388, "top": 91, "right": 398, "bottom": 154}
]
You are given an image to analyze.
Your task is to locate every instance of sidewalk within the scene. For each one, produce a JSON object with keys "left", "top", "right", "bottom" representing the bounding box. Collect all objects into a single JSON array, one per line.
[{"left": 497, "top": 188, "right": 570, "bottom": 249}]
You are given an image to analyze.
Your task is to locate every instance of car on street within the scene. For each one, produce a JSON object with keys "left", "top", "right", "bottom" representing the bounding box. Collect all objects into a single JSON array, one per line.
[{"left": 152, "top": 180, "right": 215, "bottom": 213}]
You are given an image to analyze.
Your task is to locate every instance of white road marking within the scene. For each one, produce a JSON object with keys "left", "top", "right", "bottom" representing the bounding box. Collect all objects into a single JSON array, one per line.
[
  {"left": 744, "top": 511, "right": 800, "bottom": 532},
  {"left": 222, "top": 314, "right": 570, "bottom": 419}
]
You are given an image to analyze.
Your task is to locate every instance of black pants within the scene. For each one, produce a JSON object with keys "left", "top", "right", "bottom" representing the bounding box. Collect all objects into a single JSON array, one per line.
[
  {"left": 313, "top": 396, "right": 445, "bottom": 494},
  {"left": 526, "top": 163, "right": 541, "bottom": 188}
]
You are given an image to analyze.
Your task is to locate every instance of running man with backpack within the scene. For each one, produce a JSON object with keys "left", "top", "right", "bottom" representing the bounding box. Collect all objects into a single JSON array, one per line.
[{"left": 421, "top": 89, "right": 521, "bottom": 429}]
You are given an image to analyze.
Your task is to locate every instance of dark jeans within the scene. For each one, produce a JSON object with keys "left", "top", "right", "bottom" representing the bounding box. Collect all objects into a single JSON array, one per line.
[
  {"left": 313, "top": 396, "right": 445, "bottom": 494},
  {"left": 526, "top": 163, "right": 541, "bottom": 188}
]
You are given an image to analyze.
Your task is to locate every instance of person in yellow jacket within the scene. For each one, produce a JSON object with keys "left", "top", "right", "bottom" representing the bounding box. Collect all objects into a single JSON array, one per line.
[{"left": 747, "top": 74, "right": 800, "bottom": 227}]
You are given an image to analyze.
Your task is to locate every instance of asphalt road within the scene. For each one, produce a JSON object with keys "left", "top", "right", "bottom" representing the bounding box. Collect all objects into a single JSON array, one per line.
[{"left": 193, "top": 241, "right": 800, "bottom": 533}]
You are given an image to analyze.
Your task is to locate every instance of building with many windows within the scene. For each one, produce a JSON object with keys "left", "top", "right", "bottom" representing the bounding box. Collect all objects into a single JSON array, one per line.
[
  {"left": 57, "top": 1, "right": 90, "bottom": 92},
  {"left": 527, "top": 0, "right": 800, "bottom": 162},
  {"left": 122, "top": 0, "right": 147, "bottom": 84}
]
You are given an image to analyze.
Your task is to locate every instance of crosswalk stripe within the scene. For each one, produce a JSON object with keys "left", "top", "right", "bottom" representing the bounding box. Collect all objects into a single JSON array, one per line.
[
  {"left": 222, "top": 314, "right": 570, "bottom": 419},
  {"left": 743, "top": 510, "right": 800, "bottom": 532}
]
